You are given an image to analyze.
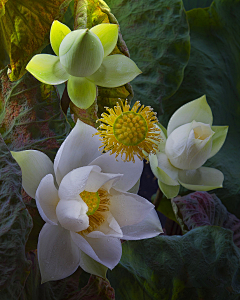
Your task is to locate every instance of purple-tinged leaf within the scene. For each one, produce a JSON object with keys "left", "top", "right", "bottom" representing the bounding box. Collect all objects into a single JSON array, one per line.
[{"left": 172, "top": 191, "right": 240, "bottom": 248}]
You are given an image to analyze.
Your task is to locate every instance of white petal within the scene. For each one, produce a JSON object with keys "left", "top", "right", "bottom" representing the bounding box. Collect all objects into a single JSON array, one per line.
[
  {"left": 71, "top": 232, "right": 122, "bottom": 269},
  {"left": 79, "top": 250, "right": 108, "bottom": 278},
  {"left": 121, "top": 208, "right": 163, "bottom": 240},
  {"left": 86, "top": 212, "right": 123, "bottom": 239},
  {"left": 38, "top": 223, "right": 80, "bottom": 283},
  {"left": 109, "top": 189, "right": 154, "bottom": 227},
  {"left": 56, "top": 199, "right": 89, "bottom": 232},
  {"left": 167, "top": 95, "right": 213, "bottom": 136},
  {"left": 11, "top": 150, "right": 54, "bottom": 199},
  {"left": 54, "top": 119, "right": 101, "bottom": 185},
  {"left": 84, "top": 169, "right": 122, "bottom": 193},
  {"left": 178, "top": 167, "right": 224, "bottom": 191},
  {"left": 58, "top": 166, "right": 99, "bottom": 200},
  {"left": 35, "top": 174, "right": 59, "bottom": 225},
  {"left": 165, "top": 122, "right": 214, "bottom": 170},
  {"left": 158, "top": 180, "right": 180, "bottom": 199},
  {"left": 89, "top": 152, "right": 143, "bottom": 192},
  {"left": 149, "top": 153, "right": 179, "bottom": 186},
  {"left": 127, "top": 177, "right": 140, "bottom": 194}
]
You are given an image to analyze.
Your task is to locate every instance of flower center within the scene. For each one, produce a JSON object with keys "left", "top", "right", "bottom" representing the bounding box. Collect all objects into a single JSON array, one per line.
[
  {"left": 113, "top": 111, "right": 148, "bottom": 146},
  {"left": 80, "top": 190, "right": 100, "bottom": 215},
  {"left": 79, "top": 189, "right": 110, "bottom": 235}
]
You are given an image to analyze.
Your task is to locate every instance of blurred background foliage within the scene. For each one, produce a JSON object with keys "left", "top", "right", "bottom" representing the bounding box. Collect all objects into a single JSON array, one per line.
[{"left": 1, "top": 0, "right": 240, "bottom": 299}]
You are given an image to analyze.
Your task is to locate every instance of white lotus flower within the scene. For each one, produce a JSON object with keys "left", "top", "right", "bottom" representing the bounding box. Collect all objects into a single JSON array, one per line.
[
  {"left": 149, "top": 95, "right": 228, "bottom": 199},
  {"left": 11, "top": 120, "right": 162, "bottom": 283}
]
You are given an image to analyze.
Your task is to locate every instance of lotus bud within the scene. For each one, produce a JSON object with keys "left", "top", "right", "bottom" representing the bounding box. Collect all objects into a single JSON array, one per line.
[
  {"left": 59, "top": 29, "right": 104, "bottom": 77},
  {"left": 165, "top": 121, "right": 215, "bottom": 170}
]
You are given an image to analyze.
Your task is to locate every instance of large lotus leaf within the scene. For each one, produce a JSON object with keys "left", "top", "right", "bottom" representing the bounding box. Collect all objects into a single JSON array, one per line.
[
  {"left": 108, "top": 226, "right": 240, "bottom": 300},
  {"left": 0, "top": 0, "right": 72, "bottom": 81},
  {"left": 105, "top": 0, "right": 190, "bottom": 114},
  {"left": 183, "top": 0, "right": 213, "bottom": 10},
  {"left": 0, "top": 136, "right": 32, "bottom": 300},
  {"left": 19, "top": 251, "right": 114, "bottom": 300},
  {"left": 172, "top": 191, "right": 240, "bottom": 248},
  {"left": 0, "top": 67, "right": 70, "bottom": 159},
  {"left": 0, "top": 67, "right": 70, "bottom": 251},
  {"left": 158, "top": 0, "right": 240, "bottom": 217}
]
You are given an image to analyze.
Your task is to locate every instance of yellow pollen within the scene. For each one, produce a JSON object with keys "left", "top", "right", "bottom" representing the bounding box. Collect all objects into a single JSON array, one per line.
[
  {"left": 95, "top": 100, "right": 162, "bottom": 162},
  {"left": 79, "top": 189, "right": 110, "bottom": 235},
  {"left": 113, "top": 111, "right": 148, "bottom": 146}
]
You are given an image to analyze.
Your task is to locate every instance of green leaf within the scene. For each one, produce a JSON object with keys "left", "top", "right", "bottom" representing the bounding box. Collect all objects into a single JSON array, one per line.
[
  {"left": 0, "top": 136, "right": 32, "bottom": 299},
  {"left": 158, "top": 0, "right": 240, "bottom": 217},
  {"left": 105, "top": 0, "right": 190, "bottom": 114},
  {"left": 183, "top": 0, "right": 213, "bottom": 11},
  {"left": 108, "top": 226, "right": 240, "bottom": 299},
  {"left": 157, "top": 195, "right": 179, "bottom": 223},
  {"left": 0, "top": 0, "right": 72, "bottom": 81},
  {"left": 0, "top": 67, "right": 70, "bottom": 160},
  {"left": 19, "top": 251, "right": 114, "bottom": 300}
]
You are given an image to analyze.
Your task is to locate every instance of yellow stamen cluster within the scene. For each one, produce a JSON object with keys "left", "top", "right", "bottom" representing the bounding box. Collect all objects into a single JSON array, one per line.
[
  {"left": 96, "top": 100, "right": 162, "bottom": 162},
  {"left": 79, "top": 189, "right": 110, "bottom": 235}
]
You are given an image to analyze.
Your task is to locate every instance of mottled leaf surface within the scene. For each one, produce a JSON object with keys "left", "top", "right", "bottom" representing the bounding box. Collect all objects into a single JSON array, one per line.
[
  {"left": 0, "top": 0, "right": 71, "bottom": 81},
  {"left": 183, "top": 0, "right": 213, "bottom": 10},
  {"left": 0, "top": 67, "right": 70, "bottom": 160},
  {"left": 172, "top": 191, "right": 240, "bottom": 248},
  {"left": 158, "top": 0, "right": 240, "bottom": 217},
  {"left": 0, "top": 136, "right": 32, "bottom": 300},
  {"left": 108, "top": 226, "right": 240, "bottom": 300},
  {"left": 19, "top": 251, "right": 114, "bottom": 300},
  {"left": 105, "top": 0, "right": 190, "bottom": 114}
]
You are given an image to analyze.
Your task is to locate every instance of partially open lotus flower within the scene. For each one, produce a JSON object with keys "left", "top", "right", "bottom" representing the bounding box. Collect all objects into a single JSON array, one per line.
[
  {"left": 26, "top": 21, "right": 141, "bottom": 109},
  {"left": 11, "top": 120, "right": 162, "bottom": 283},
  {"left": 149, "top": 95, "right": 228, "bottom": 199}
]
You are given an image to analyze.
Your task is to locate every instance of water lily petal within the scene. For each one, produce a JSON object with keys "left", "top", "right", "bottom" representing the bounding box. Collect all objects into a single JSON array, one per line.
[
  {"left": 54, "top": 120, "right": 101, "bottom": 185},
  {"left": 165, "top": 122, "right": 214, "bottom": 170},
  {"left": 56, "top": 199, "right": 89, "bottom": 232},
  {"left": 79, "top": 250, "right": 108, "bottom": 278},
  {"left": 127, "top": 178, "right": 140, "bottom": 194},
  {"left": 178, "top": 167, "right": 224, "bottom": 191},
  {"left": 121, "top": 209, "right": 163, "bottom": 240},
  {"left": 87, "top": 54, "right": 141, "bottom": 88},
  {"left": 50, "top": 20, "right": 71, "bottom": 56},
  {"left": 67, "top": 76, "right": 97, "bottom": 109},
  {"left": 26, "top": 54, "right": 69, "bottom": 85},
  {"left": 167, "top": 95, "right": 213, "bottom": 136},
  {"left": 86, "top": 212, "right": 123, "bottom": 239},
  {"left": 11, "top": 150, "right": 54, "bottom": 199},
  {"left": 158, "top": 180, "right": 180, "bottom": 199},
  {"left": 58, "top": 166, "right": 99, "bottom": 200},
  {"left": 71, "top": 232, "right": 122, "bottom": 269},
  {"left": 36, "top": 174, "right": 59, "bottom": 225},
  {"left": 109, "top": 189, "right": 154, "bottom": 227},
  {"left": 149, "top": 153, "right": 179, "bottom": 186},
  {"left": 89, "top": 152, "right": 143, "bottom": 192},
  {"left": 84, "top": 169, "right": 122, "bottom": 193},
  {"left": 208, "top": 126, "right": 228, "bottom": 158},
  {"left": 38, "top": 224, "right": 80, "bottom": 283},
  {"left": 90, "top": 24, "right": 118, "bottom": 57},
  {"left": 59, "top": 29, "right": 104, "bottom": 77}
]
